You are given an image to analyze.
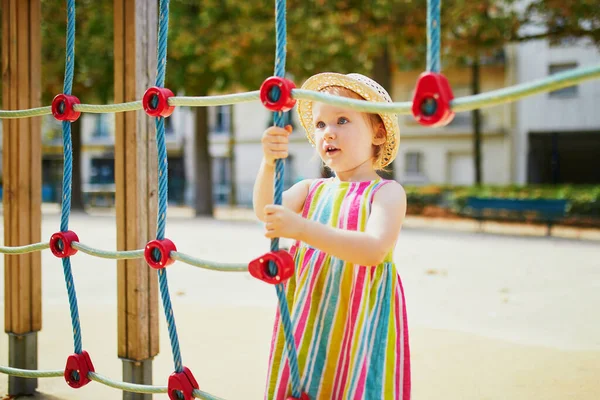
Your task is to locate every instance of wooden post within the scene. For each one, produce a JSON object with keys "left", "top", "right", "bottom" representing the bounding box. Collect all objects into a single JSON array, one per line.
[
  {"left": 1, "top": 0, "right": 42, "bottom": 396},
  {"left": 114, "top": 1, "right": 159, "bottom": 398}
]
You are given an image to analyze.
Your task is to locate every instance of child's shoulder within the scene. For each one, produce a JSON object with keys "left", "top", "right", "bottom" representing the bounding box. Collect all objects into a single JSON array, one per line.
[{"left": 373, "top": 179, "right": 407, "bottom": 205}]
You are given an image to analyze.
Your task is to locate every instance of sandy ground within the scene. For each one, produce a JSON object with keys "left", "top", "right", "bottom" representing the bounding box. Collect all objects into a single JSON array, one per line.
[{"left": 0, "top": 207, "right": 598, "bottom": 399}]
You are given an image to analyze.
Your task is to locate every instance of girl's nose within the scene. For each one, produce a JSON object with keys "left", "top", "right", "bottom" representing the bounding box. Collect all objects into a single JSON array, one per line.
[{"left": 324, "top": 127, "right": 336, "bottom": 140}]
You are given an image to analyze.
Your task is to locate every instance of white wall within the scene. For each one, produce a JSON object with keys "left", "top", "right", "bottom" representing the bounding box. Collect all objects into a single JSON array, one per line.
[{"left": 514, "top": 39, "right": 600, "bottom": 183}]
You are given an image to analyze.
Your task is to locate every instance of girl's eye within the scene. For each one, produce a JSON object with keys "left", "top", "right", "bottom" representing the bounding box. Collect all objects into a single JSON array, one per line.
[
  {"left": 338, "top": 117, "right": 349, "bottom": 124},
  {"left": 316, "top": 121, "right": 325, "bottom": 129}
]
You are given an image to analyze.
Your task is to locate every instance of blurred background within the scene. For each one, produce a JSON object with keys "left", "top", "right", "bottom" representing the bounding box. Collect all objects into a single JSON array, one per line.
[{"left": 0, "top": 0, "right": 599, "bottom": 224}]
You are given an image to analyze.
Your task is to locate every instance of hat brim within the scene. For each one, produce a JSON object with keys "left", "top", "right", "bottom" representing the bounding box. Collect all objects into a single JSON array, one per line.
[{"left": 296, "top": 72, "right": 400, "bottom": 168}]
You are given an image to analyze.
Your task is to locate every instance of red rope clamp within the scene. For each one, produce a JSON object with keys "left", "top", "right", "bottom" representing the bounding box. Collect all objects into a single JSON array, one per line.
[
  {"left": 260, "top": 76, "right": 297, "bottom": 112},
  {"left": 168, "top": 366, "right": 199, "bottom": 400},
  {"left": 50, "top": 231, "right": 79, "bottom": 258},
  {"left": 64, "top": 350, "right": 95, "bottom": 389},
  {"left": 287, "top": 394, "right": 310, "bottom": 400},
  {"left": 144, "top": 238, "right": 177, "bottom": 269},
  {"left": 411, "top": 72, "right": 455, "bottom": 127},
  {"left": 52, "top": 94, "right": 81, "bottom": 122},
  {"left": 143, "top": 86, "right": 175, "bottom": 118},
  {"left": 248, "top": 250, "right": 294, "bottom": 284}
]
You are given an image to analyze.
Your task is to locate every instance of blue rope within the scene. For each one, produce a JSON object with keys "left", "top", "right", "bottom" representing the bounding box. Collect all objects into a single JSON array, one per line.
[
  {"left": 58, "top": 0, "right": 83, "bottom": 355},
  {"left": 63, "top": 0, "right": 76, "bottom": 95},
  {"left": 427, "top": 0, "right": 441, "bottom": 73},
  {"left": 270, "top": 0, "right": 302, "bottom": 397},
  {"left": 153, "top": 0, "right": 183, "bottom": 374}
]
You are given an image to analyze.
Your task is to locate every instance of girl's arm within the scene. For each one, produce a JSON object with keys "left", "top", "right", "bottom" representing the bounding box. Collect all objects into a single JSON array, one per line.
[
  {"left": 253, "top": 159, "right": 311, "bottom": 221},
  {"left": 296, "top": 181, "right": 406, "bottom": 265}
]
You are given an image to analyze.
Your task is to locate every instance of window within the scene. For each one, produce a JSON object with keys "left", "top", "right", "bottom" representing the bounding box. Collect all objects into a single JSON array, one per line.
[
  {"left": 165, "top": 115, "right": 175, "bottom": 135},
  {"left": 405, "top": 152, "right": 423, "bottom": 175},
  {"left": 92, "top": 114, "right": 110, "bottom": 137},
  {"left": 90, "top": 158, "right": 115, "bottom": 184},
  {"left": 267, "top": 111, "right": 295, "bottom": 130},
  {"left": 549, "top": 63, "right": 578, "bottom": 97},
  {"left": 213, "top": 105, "right": 230, "bottom": 134}
]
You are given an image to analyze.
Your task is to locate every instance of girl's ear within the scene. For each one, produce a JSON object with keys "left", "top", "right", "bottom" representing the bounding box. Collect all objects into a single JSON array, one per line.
[{"left": 372, "top": 123, "right": 386, "bottom": 146}]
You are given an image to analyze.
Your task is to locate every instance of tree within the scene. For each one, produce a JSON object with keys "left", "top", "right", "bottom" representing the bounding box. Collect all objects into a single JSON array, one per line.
[
  {"left": 41, "top": 0, "right": 114, "bottom": 210},
  {"left": 521, "top": 1, "right": 600, "bottom": 46}
]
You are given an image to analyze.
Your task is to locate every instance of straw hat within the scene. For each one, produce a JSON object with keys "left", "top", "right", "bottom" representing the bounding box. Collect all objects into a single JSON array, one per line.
[{"left": 297, "top": 72, "right": 400, "bottom": 168}]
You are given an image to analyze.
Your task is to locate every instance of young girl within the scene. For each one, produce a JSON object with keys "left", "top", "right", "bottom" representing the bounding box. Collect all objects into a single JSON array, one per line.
[{"left": 253, "top": 73, "right": 410, "bottom": 400}]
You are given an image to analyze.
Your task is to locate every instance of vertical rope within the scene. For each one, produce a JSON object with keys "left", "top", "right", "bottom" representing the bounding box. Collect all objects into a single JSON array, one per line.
[
  {"left": 153, "top": 0, "right": 183, "bottom": 373},
  {"left": 59, "top": 0, "right": 83, "bottom": 355},
  {"left": 271, "top": 0, "right": 302, "bottom": 397},
  {"left": 427, "top": 0, "right": 441, "bottom": 73}
]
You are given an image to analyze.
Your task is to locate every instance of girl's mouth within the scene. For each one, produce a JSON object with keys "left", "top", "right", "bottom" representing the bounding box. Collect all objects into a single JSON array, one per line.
[{"left": 325, "top": 146, "right": 340, "bottom": 155}]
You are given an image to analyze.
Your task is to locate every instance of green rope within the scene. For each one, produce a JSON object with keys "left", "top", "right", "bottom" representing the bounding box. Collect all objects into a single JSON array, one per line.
[
  {"left": 451, "top": 63, "right": 600, "bottom": 112},
  {"left": 0, "top": 366, "right": 62, "bottom": 378},
  {"left": 1, "top": 64, "right": 598, "bottom": 119},
  {"left": 0, "top": 106, "right": 52, "bottom": 119},
  {"left": 0, "top": 242, "right": 50, "bottom": 254},
  {"left": 74, "top": 101, "right": 143, "bottom": 114},
  {"left": 169, "top": 91, "right": 260, "bottom": 107},
  {"left": 170, "top": 251, "right": 247, "bottom": 272},
  {"left": 89, "top": 372, "right": 168, "bottom": 394},
  {"left": 292, "top": 89, "right": 413, "bottom": 114},
  {"left": 71, "top": 242, "right": 144, "bottom": 259},
  {"left": 193, "top": 388, "right": 227, "bottom": 400}
]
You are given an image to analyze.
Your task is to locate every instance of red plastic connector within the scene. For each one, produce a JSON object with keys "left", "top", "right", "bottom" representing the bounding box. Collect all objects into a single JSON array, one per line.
[
  {"left": 52, "top": 94, "right": 81, "bottom": 122},
  {"left": 248, "top": 250, "right": 294, "bottom": 284},
  {"left": 50, "top": 231, "right": 79, "bottom": 258},
  {"left": 260, "top": 76, "right": 297, "bottom": 112},
  {"left": 411, "top": 72, "right": 455, "bottom": 127},
  {"left": 143, "top": 86, "right": 175, "bottom": 118},
  {"left": 144, "top": 239, "right": 177, "bottom": 269},
  {"left": 286, "top": 394, "right": 310, "bottom": 400},
  {"left": 64, "top": 350, "right": 95, "bottom": 389},
  {"left": 168, "top": 366, "right": 199, "bottom": 400}
]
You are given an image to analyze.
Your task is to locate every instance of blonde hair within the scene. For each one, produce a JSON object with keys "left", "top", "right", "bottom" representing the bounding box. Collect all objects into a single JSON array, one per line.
[{"left": 319, "top": 86, "right": 388, "bottom": 170}]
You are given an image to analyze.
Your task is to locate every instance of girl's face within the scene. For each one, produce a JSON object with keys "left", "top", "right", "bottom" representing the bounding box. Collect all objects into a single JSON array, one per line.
[{"left": 312, "top": 102, "right": 384, "bottom": 181}]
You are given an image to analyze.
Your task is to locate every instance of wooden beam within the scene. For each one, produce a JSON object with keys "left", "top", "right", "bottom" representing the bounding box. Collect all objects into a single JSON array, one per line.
[
  {"left": 114, "top": 0, "right": 159, "bottom": 380},
  {"left": 2, "top": 0, "right": 42, "bottom": 395},
  {"left": 2, "top": 0, "right": 42, "bottom": 337}
]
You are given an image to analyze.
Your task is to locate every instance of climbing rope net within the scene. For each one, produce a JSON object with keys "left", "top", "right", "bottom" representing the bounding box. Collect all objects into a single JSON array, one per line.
[{"left": 0, "top": 0, "right": 599, "bottom": 399}]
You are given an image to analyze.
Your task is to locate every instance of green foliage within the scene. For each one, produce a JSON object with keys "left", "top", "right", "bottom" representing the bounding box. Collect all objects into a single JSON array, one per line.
[
  {"left": 40, "top": 0, "right": 114, "bottom": 104},
  {"left": 405, "top": 184, "right": 600, "bottom": 220},
  {"left": 523, "top": 0, "right": 600, "bottom": 47}
]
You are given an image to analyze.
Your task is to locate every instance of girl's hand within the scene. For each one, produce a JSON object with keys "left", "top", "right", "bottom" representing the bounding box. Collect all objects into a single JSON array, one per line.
[
  {"left": 264, "top": 204, "right": 305, "bottom": 240},
  {"left": 262, "top": 125, "right": 292, "bottom": 166}
]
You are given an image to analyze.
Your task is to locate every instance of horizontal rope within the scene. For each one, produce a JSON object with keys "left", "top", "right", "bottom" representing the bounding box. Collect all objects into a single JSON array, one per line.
[
  {"left": 89, "top": 372, "right": 167, "bottom": 394},
  {"left": 169, "top": 91, "right": 260, "bottom": 107},
  {"left": 193, "top": 388, "right": 227, "bottom": 400},
  {"left": 170, "top": 251, "right": 247, "bottom": 272},
  {"left": 72, "top": 242, "right": 144, "bottom": 259},
  {"left": 0, "top": 242, "right": 50, "bottom": 254},
  {"left": 292, "top": 89, "right": 413, "bottom": 114},
  {"left": 0, "top": 106, "right": 52, "bottom": 119},
  {"left": 0, "top": 368, "right": 223, "bottom": 398},
  {"left": 451, "top": 63, "right": 600, "bottom": 112},
  {"left": 1, "top": 64, "right": 598, "bottom": 119},
  {"left": 74, "top": 101, "right": 143, "bottom": 114},
  {"left": 0, "top": 366, "right": 62, "bottom": 378}
]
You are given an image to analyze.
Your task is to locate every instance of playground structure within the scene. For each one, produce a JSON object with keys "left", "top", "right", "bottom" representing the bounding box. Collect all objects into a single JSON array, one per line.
[{"left": 1, "top": 0, "right": 600, "bottom": 399}]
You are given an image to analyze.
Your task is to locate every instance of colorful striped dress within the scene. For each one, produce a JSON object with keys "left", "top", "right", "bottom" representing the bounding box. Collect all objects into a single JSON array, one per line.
[{"left": 265, "top": 178, "right": 411, "bottom": 400}]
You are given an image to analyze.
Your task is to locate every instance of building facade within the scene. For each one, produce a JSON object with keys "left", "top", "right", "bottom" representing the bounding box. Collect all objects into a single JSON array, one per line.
[{"left": 1, "top": 39, "right": 598, "bottom": 208}]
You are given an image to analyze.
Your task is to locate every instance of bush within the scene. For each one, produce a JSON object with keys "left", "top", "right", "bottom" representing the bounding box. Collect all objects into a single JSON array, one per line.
[{"left": 403, "top": 184, "right": 600, "bottom": 223}]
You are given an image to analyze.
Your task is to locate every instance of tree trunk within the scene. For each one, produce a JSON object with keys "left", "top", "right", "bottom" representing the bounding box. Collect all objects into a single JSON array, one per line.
[
  {"left": 471, "top": 58, "right": 483, "bottom": 185},
  {"left": 371, "top": 44, "right": 395, "bottom": 180},
  {"left": 194, "top": 106, "right": 213, "bottom": 216},
  {"left": 228, "top": 105, "right": 237, "bottom": 206},
  {"left": 71, "top": 118, "right": 84, "bottom": 211}
]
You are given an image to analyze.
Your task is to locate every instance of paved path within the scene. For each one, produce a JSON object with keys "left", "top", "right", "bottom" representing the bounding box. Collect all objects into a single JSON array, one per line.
[{"left": 0, "top": 210, "right": 598, "bottom": 399}]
